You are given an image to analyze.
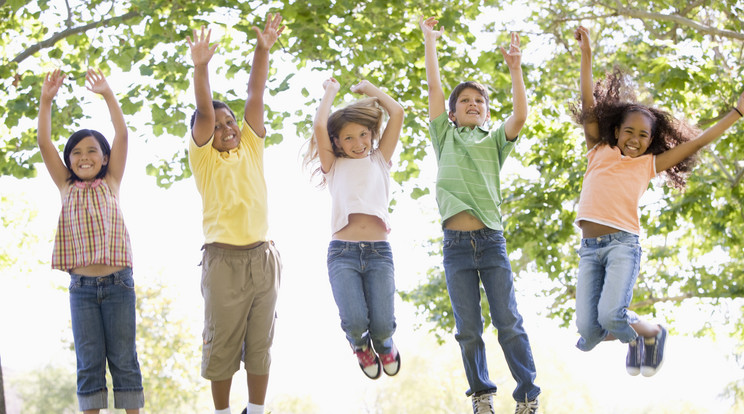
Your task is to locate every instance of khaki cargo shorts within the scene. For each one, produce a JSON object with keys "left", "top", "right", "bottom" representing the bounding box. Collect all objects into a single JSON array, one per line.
[{"left": 200, "top": 241, "right": 282, "bottom": 380}]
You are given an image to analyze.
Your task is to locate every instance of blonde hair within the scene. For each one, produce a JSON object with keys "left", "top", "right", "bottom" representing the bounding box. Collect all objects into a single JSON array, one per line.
[{"left": 303, "top": 97, "right": 384, "bottom": 187}]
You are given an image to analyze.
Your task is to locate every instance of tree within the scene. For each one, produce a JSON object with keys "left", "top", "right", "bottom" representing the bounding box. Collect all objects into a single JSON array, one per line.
[{"left": 4, "top": 0, "right": 744, "bottom": 401}]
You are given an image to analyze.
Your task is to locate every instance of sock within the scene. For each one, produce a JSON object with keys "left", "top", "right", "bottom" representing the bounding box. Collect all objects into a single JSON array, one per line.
[
  {"left": 247, "top": 402, "right": 264, "bottom": 414},
  {"left": 215, "top": 408, "right": 231, "bottom": 414}
]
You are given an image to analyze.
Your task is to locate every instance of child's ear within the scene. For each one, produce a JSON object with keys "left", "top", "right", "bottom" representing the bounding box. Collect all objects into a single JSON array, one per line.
[
  {"left": 448, "top": 112, "right": 458, "bottom": 125},
  {"left": 103, "top": 154, "right": 109, "bottom": 166}
]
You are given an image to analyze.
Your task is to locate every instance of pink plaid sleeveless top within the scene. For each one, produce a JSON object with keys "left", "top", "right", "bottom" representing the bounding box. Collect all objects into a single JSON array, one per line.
[{"left": 52, "top": 178, "right": 133, "bottom": 271}]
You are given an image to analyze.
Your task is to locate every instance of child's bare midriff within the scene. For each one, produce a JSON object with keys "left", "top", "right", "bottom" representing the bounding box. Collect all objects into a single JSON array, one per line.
[
  {"left": 71, "top": 264, "right": 127, "bottom": 277},
  {"left": 443, "top": 211, "right": 487, "bottom": 231},
  {"left": 579, "top": 220, "right": 622, "bottom": 238},
  {"left": 333, "top": 213, "right": 388, "bottom": 241}
]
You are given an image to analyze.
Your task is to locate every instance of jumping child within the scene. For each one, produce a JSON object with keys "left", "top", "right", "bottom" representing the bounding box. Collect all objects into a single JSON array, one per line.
[
  {"left": 187, "top": 15, "right": 284, "bottom": 414},
  {"left": 303, "top": 77, "right": 404, "bottom": 379},
  {"left": 572, "top": 25, "right": 744, "bottom": 377},
  {"left": 420, "top": 16, "right": 540, "bottom": 414},
  {"left": 38, "top": 68, "right": 144, "bottom": 413}
]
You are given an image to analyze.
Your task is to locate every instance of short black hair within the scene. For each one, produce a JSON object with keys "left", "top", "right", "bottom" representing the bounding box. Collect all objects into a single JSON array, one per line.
[{"left": 189, "top": 100, "right": 236, "bottom": 129}]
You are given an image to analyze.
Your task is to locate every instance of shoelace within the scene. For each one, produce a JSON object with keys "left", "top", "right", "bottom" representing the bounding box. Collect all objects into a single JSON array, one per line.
[
  {"left": 379, "top": 349, "right": 397, "bottom": 365},
  {"left": 472, "top": 394, "right": 494, "bottom": 414},
  {"left": 355, "top": 347, "right": 377, "bottom": 366},
  {"left": 515, "top": 397, "right": 539, "bottom": 414}
]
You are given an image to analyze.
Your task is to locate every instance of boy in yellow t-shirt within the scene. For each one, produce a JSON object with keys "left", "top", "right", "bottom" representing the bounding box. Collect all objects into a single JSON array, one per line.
[{"left": 186, "top": 14, "right": 284, "bottom": 414}]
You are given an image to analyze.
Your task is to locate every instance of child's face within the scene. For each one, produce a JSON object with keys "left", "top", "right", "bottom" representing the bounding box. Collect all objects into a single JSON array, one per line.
[
  {"left": 334, "top": 122, "right": 372, "bottom": 158},
  {"left": 211, "top": 107, "right": 241, "bottom": 152},
  {"left": 615, "top": 111, "right": 653, "bottom": 158},
  {"left": 449, "top": 87, "right": 490, "bottom": 128},
  {"left": 69, "top": 136, "right": 108, "bottom": 181}
]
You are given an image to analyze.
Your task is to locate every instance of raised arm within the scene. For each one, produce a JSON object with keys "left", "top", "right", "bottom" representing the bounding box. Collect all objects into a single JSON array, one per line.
[
  {"left": 37, "top": 69, "right": 70, "bottom": 189},
  {"left": 313, "top": 77, "right": 341, "bottom": 174},
  {"left": 244, "top": 13, "right": 285, "bottom": 137},
  {"left": 575, "top": 26, "right": 600, "bottom": 149},
  {"left": 419, "top": 16, "right": 446, "bottom": 121},
  {"left": 85, "top": 69, "right": 128, "bottom": 187},
  {"left": 501, "top": 32, "right": 527, "bottom": 141},
  {"left": 655, "top": 92, "right": 744, "bottom": 173},
  {"left": 187, "top": 26, "right": 219, "bottom": 147},
  {"left": 351, "top": 80, "right": 404, "bottom": 162}
]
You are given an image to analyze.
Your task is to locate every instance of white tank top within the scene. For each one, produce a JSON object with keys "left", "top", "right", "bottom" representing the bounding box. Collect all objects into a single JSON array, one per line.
[{"left": 324, "top": 150, "right": 392, "bottom": 235}]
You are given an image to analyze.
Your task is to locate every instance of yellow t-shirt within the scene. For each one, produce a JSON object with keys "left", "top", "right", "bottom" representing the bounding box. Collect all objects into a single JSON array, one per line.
[{"left": 188, "top": 121, "right": 268, "bottom": 245}]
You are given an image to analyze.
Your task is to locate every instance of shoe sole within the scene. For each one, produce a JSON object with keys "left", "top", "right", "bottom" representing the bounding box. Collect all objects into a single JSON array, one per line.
[
  {"left": 641, "top": 327, "right": 667, "bottom": 377},
  {"left": 382, "top": 352, "right": 401, "bottom": 376}
]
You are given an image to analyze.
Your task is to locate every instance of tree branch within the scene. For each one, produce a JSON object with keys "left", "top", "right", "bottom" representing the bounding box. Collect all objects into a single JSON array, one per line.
[
  {"left": 11, "top": 10, "right": 140, "bottom": 64},
  {"left": 615, "top": 6, "right": 744, "bottom": 41},
  {"left": 630, "top": 294, "right": 695, "bottom": 309}
]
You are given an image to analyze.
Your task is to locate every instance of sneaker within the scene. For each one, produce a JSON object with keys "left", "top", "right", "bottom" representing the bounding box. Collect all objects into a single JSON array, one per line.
[
  {"left": 626, "top": 337, "right": 644, "bottom": 376},
  {"left": 515, "top": 397, "right": 539, "bottom": 414},
  {"left": 379, "top": 342, "right": 401, "bottom": 376},
  {"left": 355, "top": 343, "right": 381, "bottom": 379},
  {"left": 472, "top": 392, "right": 495, "bottom": 414},
  {"left": 641, "top": 325, "right": 667, "bottom": 377}
]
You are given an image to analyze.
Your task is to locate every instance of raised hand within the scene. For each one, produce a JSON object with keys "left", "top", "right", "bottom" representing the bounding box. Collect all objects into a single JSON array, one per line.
[
  {"left": 187, "top": 26, "right": 218, "bottom": 66},
  {"left": 85, "top": 68, "right": 112, "bottom": 96},
  {"left": 574, "top": 26, "right": 591, "bottom": 53},
  {"left": 500, "top": 32, "right": 522, "bottom": 70},
  {"left": 253, "top": 13, "right": 285, "bottom": 51},
  {"left": 41, "top": 69, "right": 66, "bottom": 102},
  {"left": 350, "top": 79, "right": 375, "bottom": 96},
  {"left": 419, "top": 16, "right": 444, "bottom": 41},
  {"left": 323, "top": 77, "right": 341, "bottom": 94}
]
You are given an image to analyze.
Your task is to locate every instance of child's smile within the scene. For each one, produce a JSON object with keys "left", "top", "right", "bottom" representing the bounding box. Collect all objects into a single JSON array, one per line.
[
  {"left": 335, "top": 122, "right": 372, "bottom": 158},
  {"left": 616, "top": 111, "right": 653, "bottom": 157},
  {"left": 69, "top": 136, "right": 108, "bottom": 181}
]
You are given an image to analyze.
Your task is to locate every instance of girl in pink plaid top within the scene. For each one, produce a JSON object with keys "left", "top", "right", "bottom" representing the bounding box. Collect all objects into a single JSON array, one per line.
[{"left": 38, "top": 69, "right": 144, "bottom": 413}]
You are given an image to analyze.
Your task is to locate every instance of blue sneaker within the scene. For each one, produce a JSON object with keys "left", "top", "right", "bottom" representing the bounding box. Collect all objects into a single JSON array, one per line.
[
  {"left": 626, "top": 337, "right": 643, "bottom": 376},
  {"left": 641, "top": 325, "right": 667, "bottom": 377}
]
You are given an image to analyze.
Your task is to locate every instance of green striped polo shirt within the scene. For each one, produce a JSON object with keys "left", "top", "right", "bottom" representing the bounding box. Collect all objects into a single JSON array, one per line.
[{"left": 429, "top": 112, "right": 516, "bottom": 230}]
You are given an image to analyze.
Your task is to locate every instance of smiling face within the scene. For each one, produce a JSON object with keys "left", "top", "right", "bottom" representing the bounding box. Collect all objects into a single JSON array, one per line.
[
  {"left": 211, "top": 107, "right": 241, "bottom": 152},
  {"left": 615, "top": 110, "right": 654, "bottom": 157},
  {"left": 333, "top": 122, "right": 373, "bottom": 158},
  {"left": 449, "top": 87, "right": 490, "bottom": 128},
  {"left": 68, "top": 136, "right": 108, "bottom": 181}
]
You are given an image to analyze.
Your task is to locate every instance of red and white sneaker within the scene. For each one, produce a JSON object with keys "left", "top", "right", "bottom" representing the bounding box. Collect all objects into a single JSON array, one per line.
[
  {"left": 379, "top": 342, "right": 401, "bottom": 376},
  {"left": 355, "top": 344, "right": 381, "bottom": 379}
]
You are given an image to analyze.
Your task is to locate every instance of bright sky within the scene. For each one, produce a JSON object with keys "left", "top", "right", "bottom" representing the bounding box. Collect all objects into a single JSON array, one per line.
[{"left": 1, "top": 4, "right": 743, "bottom": 413}]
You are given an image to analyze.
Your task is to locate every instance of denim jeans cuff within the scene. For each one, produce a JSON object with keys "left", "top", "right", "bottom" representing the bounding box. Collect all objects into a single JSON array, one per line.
[
  {"left": 78, "top": 389, "right": 108, "bottom": 411},
  {"left": 114, "top": 389, "right": 145, "bottom": 409}
]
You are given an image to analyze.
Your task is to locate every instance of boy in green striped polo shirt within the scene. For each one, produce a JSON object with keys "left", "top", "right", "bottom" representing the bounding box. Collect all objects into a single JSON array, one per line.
[{"left": 419, "top": 16, "right": 541, "bottom": 414}]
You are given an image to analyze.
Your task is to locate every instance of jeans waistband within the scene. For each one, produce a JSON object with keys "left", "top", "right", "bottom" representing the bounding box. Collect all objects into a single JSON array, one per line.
[
  {"left": 329, "top": 240, "right": 390, "bottom": 250},
  {"left": 70, "top": 267, "right": 133, "bottom": 285},
  {"left": 581, "top": 231, "right": 638, "bottom": 247},
  {"left": 443, "top": 227, "right": 501, "bottom": 242}
]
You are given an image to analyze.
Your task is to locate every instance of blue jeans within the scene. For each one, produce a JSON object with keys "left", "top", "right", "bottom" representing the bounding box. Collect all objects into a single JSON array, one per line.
[
  {"left": 69, "top": 268, "right": 144, "bottom": 411},
  {"left": 443, "top": 228, "right": 540, "bottom": 400},
  {"left": 576, "top": 231, "right": 642, "bottom": 351},
  {"left": 327, "top": 240, "right": 396, "bottom": 354}
]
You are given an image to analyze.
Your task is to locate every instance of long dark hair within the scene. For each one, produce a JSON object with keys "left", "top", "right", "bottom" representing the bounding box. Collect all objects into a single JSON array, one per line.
[
  {"left": 63, "top": 129, "right": 111, "bottom": 183},
  {"left": 573, "top": 68, "right": 700, "bottom": 189}
]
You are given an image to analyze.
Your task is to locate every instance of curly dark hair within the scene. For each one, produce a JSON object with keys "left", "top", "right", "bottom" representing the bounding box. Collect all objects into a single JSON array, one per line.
[{"left": 572, "top": 68, "right": 700, "bottom": 189}]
